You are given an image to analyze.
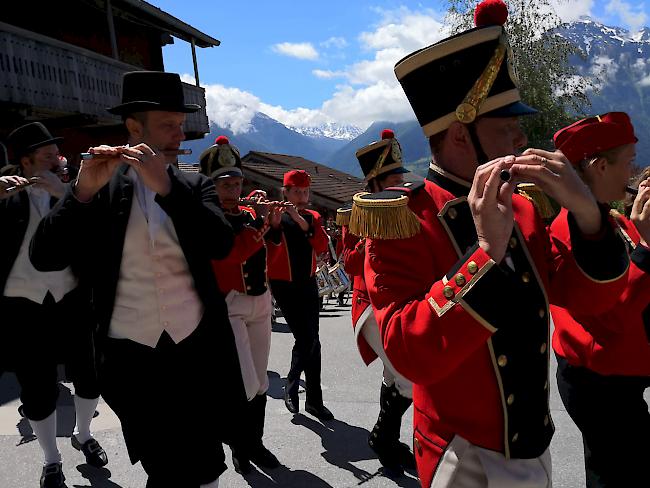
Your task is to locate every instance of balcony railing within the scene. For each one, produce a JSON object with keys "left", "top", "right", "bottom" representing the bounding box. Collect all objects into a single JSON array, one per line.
[{"left": 0, "top": 21, "right": 209, "bottom": 136}]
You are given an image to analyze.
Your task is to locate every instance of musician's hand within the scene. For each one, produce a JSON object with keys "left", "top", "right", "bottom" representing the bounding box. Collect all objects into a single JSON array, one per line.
[
  {"left": 286, "top": 204, "right": 309, "bottom": 232},
  {"left": 75, "top": 145, "right": 125, "bottom": 202},
  {"left": 511, "top": 148, "right": 601, "bottom": 235},
  {"left": 268, "top": 203, "right": 283, "bottom": 228},
  {"left": 121, "top": 144, "right": 171, "bottom": 196},
  {"left": 34, "top": 170, "right": 66, "bottom": 199},
  {"left": 631, "top": 178, "right": 650, "bottom": 247},
  {"left": 252, "top": 199, "right": 272, "bottom": 219},
  {"left": 0, "top": 175, "right": 31, "bottom": 200},
  {"left": 469, "top": 157, "right": 516, "bottom": 264}
]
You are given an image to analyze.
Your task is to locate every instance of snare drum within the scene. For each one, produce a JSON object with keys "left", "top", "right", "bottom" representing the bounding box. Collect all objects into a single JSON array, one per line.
[
  {"left": 316, "top": 265, "right": 334, "bottom": 297},
  {"left": 328, "top": 262, "right": 350, "bottom": 294}
]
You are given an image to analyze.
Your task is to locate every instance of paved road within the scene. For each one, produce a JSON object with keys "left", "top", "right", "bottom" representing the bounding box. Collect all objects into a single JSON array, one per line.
[{"left": 1, "top": 299, "right": 641, "bottom": 487}]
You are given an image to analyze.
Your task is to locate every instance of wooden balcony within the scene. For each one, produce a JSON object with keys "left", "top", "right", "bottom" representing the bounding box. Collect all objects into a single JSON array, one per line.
[{"left": 0, "top": 22, "right": 209, "bottom": 138}]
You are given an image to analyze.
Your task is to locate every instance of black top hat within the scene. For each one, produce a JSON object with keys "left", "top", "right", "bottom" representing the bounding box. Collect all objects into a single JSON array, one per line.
[
  {"left": 356, "top": 129, "right": 409, "bottom": 181},
  {"left": 107, "top": 71, "right": 201, "bottom": 115},
  {"left": 199, "top": 136, "right": 243, "bottom": 179},
  {"left": 7, "top": 122, "right": 63, "bottom": 158},
  {"left": 394, "top": 0, "right": 536, "bottom": 138}
]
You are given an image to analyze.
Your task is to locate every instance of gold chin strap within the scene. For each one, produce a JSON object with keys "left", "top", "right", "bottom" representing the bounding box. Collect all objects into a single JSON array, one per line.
[{"left": 455, "top": 33, "right": 508, "bottom": 124}]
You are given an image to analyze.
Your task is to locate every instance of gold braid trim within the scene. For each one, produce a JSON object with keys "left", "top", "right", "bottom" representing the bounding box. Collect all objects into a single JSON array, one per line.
[
  {"left": 517, "top": 183, "right": 557, "bottom": 220},
  {"left": 455, "top": 33, "right": 507, "bottom": 124},
  {"left": 349, "top": 192, "right": 421, "bottom": 239},
  {"left": 336, "top": 207, "right": 352, "bottom": 226},
  {"left": 365, "top": 143, "right": 392, "bottom": 181}
]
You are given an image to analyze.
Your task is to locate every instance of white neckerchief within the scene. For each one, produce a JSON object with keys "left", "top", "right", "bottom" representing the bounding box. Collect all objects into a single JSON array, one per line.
[
  {"left": 26, "top": 185, "right": 51, "bottom": 218},
  {"left": 127, "top": 166, "right": 169, "bottom": 247}
]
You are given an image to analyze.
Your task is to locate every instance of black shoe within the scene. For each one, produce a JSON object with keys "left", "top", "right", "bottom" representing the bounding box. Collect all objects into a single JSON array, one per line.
[
  {"left": 18, "top": 404, "right": 25, "bottom": 418},
  {"left": 304, "top": 403, "right": 334, "bottom": 421},
  {"left": 71, "top": 436, "right": 108, "bottom": 468},
  {"left": 40, "top": 462, "right": 65, "bottom": 488},
  {"left": 250, "top": 444, "right": 280, "bottom": 469},
  {"left": 232, "top": 453, "right": 252, "bottom": 475},
  {"left": 284, "top": 388, "right": 299, "bottom": 414}
]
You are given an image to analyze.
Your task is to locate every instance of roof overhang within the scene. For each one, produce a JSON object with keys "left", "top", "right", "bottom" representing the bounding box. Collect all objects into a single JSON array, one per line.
[{"left": 116, "top": 0, "right": 220, "bottom": 47}]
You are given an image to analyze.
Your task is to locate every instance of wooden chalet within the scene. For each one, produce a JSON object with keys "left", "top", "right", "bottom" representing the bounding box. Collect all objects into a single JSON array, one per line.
[{"left": 0, "top": 0, "right": 218, "bottom": 166}]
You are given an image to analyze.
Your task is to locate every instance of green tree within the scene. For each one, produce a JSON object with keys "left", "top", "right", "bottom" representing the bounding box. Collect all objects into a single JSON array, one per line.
[{"left": 445, "top": 0, "right": 597, "bottom": 149}]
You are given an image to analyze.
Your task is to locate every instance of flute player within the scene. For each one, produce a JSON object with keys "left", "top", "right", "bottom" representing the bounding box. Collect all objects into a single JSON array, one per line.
[{"left": 29, "top": 71, "right": 247, "bottom": 488}]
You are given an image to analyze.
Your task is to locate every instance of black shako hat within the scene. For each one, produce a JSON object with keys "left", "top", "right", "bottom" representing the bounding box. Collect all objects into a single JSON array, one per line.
[
  {"left": 7, "top": 122, "right": 63, "bottom": 158},
  {"left": 356, "top": 129, "right": 410, "bottom": 182},
  {"left": 394, "top": 0, "right": 536, "bottom": 138},
  {"left": 199, "top": 136, "right": 243, "bottom": 179},
  {"left": 107, "top": 71, "right": 201, "bottom": 115}
]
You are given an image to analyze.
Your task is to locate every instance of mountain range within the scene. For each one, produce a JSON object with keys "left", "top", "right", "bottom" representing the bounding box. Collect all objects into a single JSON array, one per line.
[{"left": 184, "top": 17, "right": 650, "bottom": 178}]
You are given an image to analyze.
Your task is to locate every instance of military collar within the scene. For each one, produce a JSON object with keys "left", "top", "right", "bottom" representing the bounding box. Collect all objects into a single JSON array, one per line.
[{"left": 426, "top": 162, "right": 472, "bottom": 197}]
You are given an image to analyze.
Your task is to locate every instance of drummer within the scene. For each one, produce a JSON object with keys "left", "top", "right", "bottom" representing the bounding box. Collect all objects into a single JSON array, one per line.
[
  {"left": 267, "top": 170, "right": 333, "bottom": 420},
  {"left": 339, "top": 129, "right": 414, "bottom": 476}
]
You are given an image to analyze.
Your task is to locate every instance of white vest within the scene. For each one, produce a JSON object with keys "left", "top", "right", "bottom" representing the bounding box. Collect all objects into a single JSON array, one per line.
[
  {"left": 4, "top": 193, "right": 77, "bottom": 303},
  {"left": 108, "top": 183, "right": 204, "bottom": 348}
]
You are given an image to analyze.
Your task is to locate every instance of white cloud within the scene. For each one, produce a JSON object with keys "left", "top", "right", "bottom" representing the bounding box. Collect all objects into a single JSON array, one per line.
[
  {"left": 187, "top": 8, "right": 451, "bottom": 131},
  {"left": 551, "top": 0, "right": 594, "bottom": 23},
  {"left": 271, "top": 42, "right": 319, "bottom": 60},
  {"left": 321, "top": 36, "right": 348, "bottom": 49},
  {"left": 605, "top": 0, "right": 648, "bottom": 32},
  {"left": 312, "top": 69, "right": 346, "bottom": 79}
]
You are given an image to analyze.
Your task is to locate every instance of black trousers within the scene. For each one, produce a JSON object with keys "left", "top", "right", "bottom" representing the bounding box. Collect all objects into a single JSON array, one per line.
[
  {"left": 0, "top": 296, "right": 59, "bottom": 421},
  {"left": 99, "top": 319, "right": 230, "bottom": 487},
  {"left": 270, "top": 277, "right": 323, "bottom": 405},
  {"left": 556, "top": 355, "right": 650, "bottom": 487},
  {"left": 0, "top": 288, "right": 99, "bottom": 418}
]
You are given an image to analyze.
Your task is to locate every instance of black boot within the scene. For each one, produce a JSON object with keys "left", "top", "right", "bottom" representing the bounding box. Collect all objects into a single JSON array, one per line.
[
  {"left": 249, "top": 394, "right": 280, "bottom": 469},
  {"left": 231, "top": 400, "right": 254, "bottom": 475},
  {"left": 368, "top": 384, "right": 413, "bottom": 476},
  {"left": 284, "top": 377, "right": 299, "bottom": 414}
]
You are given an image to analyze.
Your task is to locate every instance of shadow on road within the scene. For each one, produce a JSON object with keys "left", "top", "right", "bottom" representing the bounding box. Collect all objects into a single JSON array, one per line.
[
  {"left": 73, "top": 465, "right": 123, "bottom": 488},
  {"left": 237, "top": 462, "right": 333, "bottom": 488},
  {"left": 292, "top": 414, "right": 419, "bottom": 487}
]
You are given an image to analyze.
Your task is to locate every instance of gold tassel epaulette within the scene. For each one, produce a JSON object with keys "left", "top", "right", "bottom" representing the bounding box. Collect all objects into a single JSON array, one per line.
[
  {"left": 349, "top": 190, "right": 420, "bottom": 239},
  {"left": 517, "top": 183, "right": 557, "bottom": 220},
  {"left": 336, "top": 205, "right": 352, "bottom": 226}
]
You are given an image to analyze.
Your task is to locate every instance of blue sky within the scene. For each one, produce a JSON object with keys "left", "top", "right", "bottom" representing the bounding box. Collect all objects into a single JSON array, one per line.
[{"left": 152, "top": 0, "right": 650, "bottom": 131}]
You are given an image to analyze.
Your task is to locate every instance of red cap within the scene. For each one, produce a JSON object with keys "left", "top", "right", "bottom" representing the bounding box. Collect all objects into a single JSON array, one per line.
[
  {"left": 381, "top": 129, "right": 395, "bottom": 140},
  {"left": 475, "top": 0, "right": 508, "bottom": 28},
  {"left": 553, "top": 112, "right": 638, "bottom": 165},
  {"left": 215, "top": 135, "right": 229, "bottom": 145},
  {"left": 283, "top": 169, "right": 311, "bottom": 188}
]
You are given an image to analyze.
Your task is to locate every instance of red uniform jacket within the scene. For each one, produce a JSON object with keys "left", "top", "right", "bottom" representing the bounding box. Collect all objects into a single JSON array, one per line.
[
  {"left": 364, "top": 169, "right": 629, "bottom": 488},
  {"left": 211, "top": 206, "right": 280, "bottom": 296},
  {"left": 267, "top": 209, "right": 329, "bottom": 282},
  {"left": 341, "top": 225, "right": 377, "bottom": 365},
  {"left": 552, "top": 209, "right": 650, "bottom": 376}
]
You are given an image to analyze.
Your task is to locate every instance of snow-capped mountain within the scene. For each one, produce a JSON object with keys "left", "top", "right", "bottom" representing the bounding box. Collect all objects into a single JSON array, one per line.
[{"left": 287, "top": 122, "right": 364, "bottom": 141}]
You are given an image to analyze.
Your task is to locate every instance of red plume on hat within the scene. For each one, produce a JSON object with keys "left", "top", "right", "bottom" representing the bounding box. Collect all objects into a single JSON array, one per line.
[
  {"left": 215, "top": 135, "right": 230, "bottom": 145},
  {"left": 474, "top": 0, "right": 508, "bottom": 27},
  {"left": 381, "top": 129, "right": 395, "bottom": 140}
]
